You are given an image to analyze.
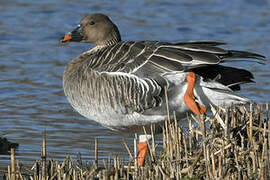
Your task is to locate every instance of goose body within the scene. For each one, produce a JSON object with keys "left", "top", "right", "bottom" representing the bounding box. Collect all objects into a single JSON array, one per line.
[{"left": 62, "top": 13, "right": 265, "bottom": 133}]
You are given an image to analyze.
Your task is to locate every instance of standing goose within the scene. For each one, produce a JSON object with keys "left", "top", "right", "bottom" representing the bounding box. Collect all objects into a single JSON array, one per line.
[{"left": 61, "top": 13, "right": 266, "bottom": 166}]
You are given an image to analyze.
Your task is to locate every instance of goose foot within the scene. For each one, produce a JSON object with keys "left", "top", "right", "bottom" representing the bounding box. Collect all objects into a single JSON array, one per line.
[
  {"left": 184, "top": 72, "right": 207, "bottom": 114},
  {"left": 137, "top": 141, "right": 148, "bottom": 167}
]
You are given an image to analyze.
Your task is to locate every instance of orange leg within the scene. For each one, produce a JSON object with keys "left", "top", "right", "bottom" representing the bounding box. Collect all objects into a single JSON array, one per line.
[
  {"left": 184, "top": 72, "right": 207, "bottom": 115},
  {"left": 137, "top": 141, "right": 148, "bottom": 167}
]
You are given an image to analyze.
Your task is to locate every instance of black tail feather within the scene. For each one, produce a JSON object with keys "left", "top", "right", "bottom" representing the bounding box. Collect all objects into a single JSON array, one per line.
[
  {"left": 191, "top": 65, "right": 254, "bottom": 91},
  {"left": 224, "top": 50, "right": 266, "bottom": 61}
]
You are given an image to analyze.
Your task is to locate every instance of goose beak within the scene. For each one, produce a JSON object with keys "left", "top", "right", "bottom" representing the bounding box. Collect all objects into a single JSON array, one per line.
[
  {"left": 61, "top": 33, "right": 72, "bottom": 43},
  {"left": 60, "top": 26, "right": 84, "bottom": 43}
]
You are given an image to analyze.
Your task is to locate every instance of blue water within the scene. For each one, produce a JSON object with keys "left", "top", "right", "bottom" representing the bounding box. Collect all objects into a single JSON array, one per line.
[{"left": 0, "top": 0, "right": 270, "bottom": 167}]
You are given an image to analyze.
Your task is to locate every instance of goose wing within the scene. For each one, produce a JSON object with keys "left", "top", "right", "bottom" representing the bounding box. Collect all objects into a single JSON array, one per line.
[
  {"left": 97, "top": 71, "right": 166, "bottom": 113},
  {"left": 94, "top": 41, "right": 265, "bottom": 77},
  {"left": 146, "top": 41, "right": 265, "bottom": 72}
]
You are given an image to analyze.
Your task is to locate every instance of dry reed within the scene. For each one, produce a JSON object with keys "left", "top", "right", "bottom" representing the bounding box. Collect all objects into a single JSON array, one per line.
[{"left": 1, "top": 103, "right": 270, "bottom": 180}]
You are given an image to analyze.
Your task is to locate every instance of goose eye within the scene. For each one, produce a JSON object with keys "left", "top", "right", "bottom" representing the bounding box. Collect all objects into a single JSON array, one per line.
[{"left": 89, "top": 21, "right": 95, "bottom": 25}]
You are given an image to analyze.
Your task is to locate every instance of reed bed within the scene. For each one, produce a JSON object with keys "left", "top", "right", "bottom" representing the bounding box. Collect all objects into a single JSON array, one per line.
[{"left": 1, "top": 103, "right": 270, "bottom": 180}]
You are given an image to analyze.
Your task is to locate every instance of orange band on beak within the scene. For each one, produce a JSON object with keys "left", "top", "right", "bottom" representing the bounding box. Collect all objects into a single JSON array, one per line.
[{"left": 62, "top": 34, "right": 72, "bottom": 42}]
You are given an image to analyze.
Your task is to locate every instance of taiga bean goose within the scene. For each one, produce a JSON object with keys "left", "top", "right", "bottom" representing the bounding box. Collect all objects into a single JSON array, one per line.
[{"left": 61, "top": 13, "right": 266, "bottom": 166}]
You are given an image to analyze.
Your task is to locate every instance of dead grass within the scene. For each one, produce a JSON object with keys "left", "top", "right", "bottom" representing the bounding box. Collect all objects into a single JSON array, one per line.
[{"left": 1, "top": 103, "right": 270, "bottom": 180}]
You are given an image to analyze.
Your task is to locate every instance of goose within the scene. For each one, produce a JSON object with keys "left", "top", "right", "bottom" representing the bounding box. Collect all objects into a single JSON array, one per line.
[{"left": 60, "top": 13, "right": 266, "bottom": 166}]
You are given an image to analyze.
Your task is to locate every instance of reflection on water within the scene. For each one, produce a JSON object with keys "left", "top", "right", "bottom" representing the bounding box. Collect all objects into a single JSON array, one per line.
[{"left": 0, "top": 0, "right": 270, "bottom": 167}]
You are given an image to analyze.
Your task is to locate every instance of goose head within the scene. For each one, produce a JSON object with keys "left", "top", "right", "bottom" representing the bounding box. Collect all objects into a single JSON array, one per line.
[{"left": 61, "top": 13, "right": 121, "bottom": 46}]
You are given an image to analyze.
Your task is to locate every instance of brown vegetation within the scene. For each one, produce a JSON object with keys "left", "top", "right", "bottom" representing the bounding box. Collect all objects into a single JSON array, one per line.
[{"left": 1, "top": 103, "right": 270, "bottom": 179}]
